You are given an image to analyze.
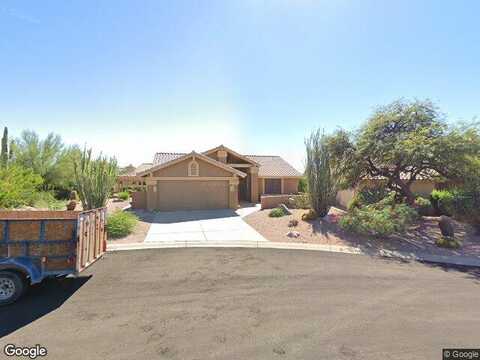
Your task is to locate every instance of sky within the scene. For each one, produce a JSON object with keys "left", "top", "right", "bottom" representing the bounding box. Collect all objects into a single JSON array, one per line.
[{"left": 1, "top": 0, "right": 479, "bottom": 170}]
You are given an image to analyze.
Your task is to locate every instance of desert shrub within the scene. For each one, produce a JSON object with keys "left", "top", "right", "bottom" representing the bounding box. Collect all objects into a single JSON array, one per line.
[
  {"left": 348, "top": 186, "right": 389, "bottom": 210},
  {"left": 414, "top": 196, "right": 434, "bottom": 216},
  {"left": 33, "top": 192, "right": 67, "bottom": 210},
  {"left": 435, "top": 236, "right": 461, "bottom": 249},
  {"left": 298, "top": 177, "right": 307, "bottom": 193},
  {"left": 117, "top": 191, "right": 130, "bottom": 201},
  {"left": 292, "top": 194, "right": 310, "bottom": 209},
  {"left": 269, "top": 208, "right": 286, "bottom": 218},
  {"left": 0, "top": 165, "right": 43, "bottom": 208},
  {"left": 339, "top": 202, "right": 417, "bottom": 237},
  {"left": 301, "top": 209, "right": 318, "bottom": 221},
  {"left": 106, "top": 211, "right": 138, "bottom": 238},
  {"left": 430, "top": 189, "right": 455, "bottom": 216}
]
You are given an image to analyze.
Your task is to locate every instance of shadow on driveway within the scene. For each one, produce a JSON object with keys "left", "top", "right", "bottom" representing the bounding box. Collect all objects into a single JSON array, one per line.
[
  {"left": 0, "top": 276, "right": 91, "bottom": 338},
  {"left": 129, "top": 208, "right": 240, "bottom": 224}
]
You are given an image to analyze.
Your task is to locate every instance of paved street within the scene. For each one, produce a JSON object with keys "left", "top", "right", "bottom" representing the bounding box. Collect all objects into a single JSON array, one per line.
[{"left": 2, "top": 249, "right": 479, "bottom": 360}]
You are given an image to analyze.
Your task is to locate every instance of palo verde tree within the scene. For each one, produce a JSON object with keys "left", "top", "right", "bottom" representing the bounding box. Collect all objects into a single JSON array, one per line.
[
  {"left": 327, "top": 99, "right": 480, "bottom": 205},
  {"left": 305, "top": 129, "right": 338, "bottom": 217}
]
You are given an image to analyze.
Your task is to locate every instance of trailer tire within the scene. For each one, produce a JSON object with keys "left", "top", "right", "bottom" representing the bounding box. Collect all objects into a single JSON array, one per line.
[{"left": 0, "top": 271, "right": 26, "bottom": 306}]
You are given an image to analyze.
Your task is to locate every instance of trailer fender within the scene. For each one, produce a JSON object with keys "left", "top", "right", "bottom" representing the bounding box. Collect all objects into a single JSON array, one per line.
[{"left": 0, "top": 258, "right": 43, "bottom": 284}]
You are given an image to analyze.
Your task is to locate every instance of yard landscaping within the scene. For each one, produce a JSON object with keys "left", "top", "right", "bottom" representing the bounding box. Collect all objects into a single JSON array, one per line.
[{"left": 244, "top": 207, "right": 480, "bottom": 259}]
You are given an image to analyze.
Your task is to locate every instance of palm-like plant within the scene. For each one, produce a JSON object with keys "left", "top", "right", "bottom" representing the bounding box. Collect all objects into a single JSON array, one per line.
[
  {"left": 73, "top": 148, "right": 118, "bottom": 210},
  {"left": 305, "top": 129, "right": 338, "bottom": 217}
]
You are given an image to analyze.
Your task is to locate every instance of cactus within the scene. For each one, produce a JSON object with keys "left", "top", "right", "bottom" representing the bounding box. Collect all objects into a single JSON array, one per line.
[
  {"left": 305, "top": 129, "right": 337, "bottom": 217},
  {"left": 73, "top": 148, "right": 118, "bottom": 210},
  {"left": 1, "top": 127, "right": 8, "bottom": 167}
]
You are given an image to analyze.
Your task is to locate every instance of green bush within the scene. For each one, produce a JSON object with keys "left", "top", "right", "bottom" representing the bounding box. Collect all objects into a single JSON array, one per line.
[
  {"left": 298, "top": 177, "right": 307, "bottom": 193},
  {"left": 269, "top": 208, "right": 286, "bottom": 217},
  {"left": 106, "top": 211, "right": 138, "bottom": 238},
  {"left": 339, "top": 202, "right": 417, "bottom": 237},
  {"left": 435, "top": 236, "right": 461, "bottom": 249},
  {"left": 348, "top": 187, "right": 389, "bottom": 210},
  {"left": 430, "top": 189, "right": 455, "bottom": 216},
  {"left": 0, "top": 165, "right": 43, "bottom": 209},
  {"left": 33, "top": 192, "right": 67, "bottom": 210},
  {"left": 292, "top": 194, "right": 310, "bottom": 209},
  {"left": 117, "top": 191, "right": 130, "bottom": 201},
  {"left": 414, "top": 196, "right": 434, "bottom": 216}
]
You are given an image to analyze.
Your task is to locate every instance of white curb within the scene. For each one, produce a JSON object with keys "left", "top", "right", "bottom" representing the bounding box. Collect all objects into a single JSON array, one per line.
[{"left": 107, "top": 240, "right": 364, "bottom": 255}]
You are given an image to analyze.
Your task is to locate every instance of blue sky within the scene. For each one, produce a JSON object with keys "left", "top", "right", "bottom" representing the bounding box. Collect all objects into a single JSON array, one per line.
[{"left": 1, "top": 1, "right": 479, "bottom": 169}]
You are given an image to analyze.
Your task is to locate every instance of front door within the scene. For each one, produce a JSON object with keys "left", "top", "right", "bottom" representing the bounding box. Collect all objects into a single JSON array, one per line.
[{"left": 238, "top": 176, "right": 248, "bottom": 201}]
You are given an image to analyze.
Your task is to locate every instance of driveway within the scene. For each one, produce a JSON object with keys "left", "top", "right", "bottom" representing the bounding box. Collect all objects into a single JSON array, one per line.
[
  {"left": 144, "top": 207, "right": 267, "bottom": 243},
  {"left": 2, "top": 249, "right": 479, "bottom": 360}
]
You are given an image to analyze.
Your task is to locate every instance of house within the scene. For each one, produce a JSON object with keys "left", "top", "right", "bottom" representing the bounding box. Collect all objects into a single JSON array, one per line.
[
  {"left": 114, "top": 163, "right": 152, "bottom": 192},
  {"left": 131, "top": 145, "right": 302, "bottom": 211},
  {"left": 336, "top": 174, "right": 446, "bottom": 209}
]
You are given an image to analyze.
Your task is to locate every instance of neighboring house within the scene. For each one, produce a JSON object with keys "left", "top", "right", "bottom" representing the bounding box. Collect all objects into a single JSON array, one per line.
[
  {"left": 336, "top": 175, "right": 445, "bottom": 209},
  {"left": 132, "top": 145, "right": 302, "bottom": 211},
  {"left": 115, "top": 163, "right": 152, "bottom": 192}
]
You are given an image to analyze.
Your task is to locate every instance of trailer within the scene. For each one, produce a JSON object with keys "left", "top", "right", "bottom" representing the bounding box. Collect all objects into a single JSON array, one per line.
[{"left": 0, "top": 208, "right": 107, "bottom": 305}]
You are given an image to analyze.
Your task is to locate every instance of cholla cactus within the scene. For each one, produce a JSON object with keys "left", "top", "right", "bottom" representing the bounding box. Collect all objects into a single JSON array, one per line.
[
  {"left": 73, "top": 148, "right": 118, "bottom": 210},
  {"left": 305, "top": 129, "right": 337, "bottom": 217}
]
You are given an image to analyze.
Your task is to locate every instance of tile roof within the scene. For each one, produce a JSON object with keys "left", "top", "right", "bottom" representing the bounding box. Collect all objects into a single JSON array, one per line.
[
  {"left": 153, "top": 152, "right": 186, "bottom": 166},
  {"left": 150, "top": 152, "right": 302, "bottom": 178},
  {"left": 134, "top": 163, "right": 153, "bottom": 174},
  {"left": 246, "top": 155, "right": 302, "bottom": 177}
]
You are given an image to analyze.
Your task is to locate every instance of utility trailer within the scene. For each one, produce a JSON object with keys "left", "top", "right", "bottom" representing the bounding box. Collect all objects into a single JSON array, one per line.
[{"left": 0, "top": 208, "right": 107, "bottom": 305}]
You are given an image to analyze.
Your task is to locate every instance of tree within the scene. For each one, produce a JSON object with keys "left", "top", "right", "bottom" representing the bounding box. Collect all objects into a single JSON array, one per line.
[
  {"left": 1, "top": 127, "right": 9, "bottom": 167},
  {"left": 0, "top": 165, "right": 43, "bottom": 208},
  {"left": 328, "top": 99, "right": 480, "bottom": 204},
  {"left": 305, "top": 129, "right": 338, "bottom": 217},
  {"left": 12, "top": 130, "right": 80, "bottom": 193},
  {"left": 73, "top": 148, "right": 118, "bottom": 210}
]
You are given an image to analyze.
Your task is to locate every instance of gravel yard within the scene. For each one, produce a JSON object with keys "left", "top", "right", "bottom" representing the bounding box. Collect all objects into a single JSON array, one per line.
[{"left": 244, "top": 208, "right": 480, "bottom": 258}]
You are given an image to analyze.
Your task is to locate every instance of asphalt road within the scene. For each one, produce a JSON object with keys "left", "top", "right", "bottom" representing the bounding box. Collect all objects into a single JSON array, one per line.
[{"left": 1, "top": 249, "right": 479, "bottom": 360}]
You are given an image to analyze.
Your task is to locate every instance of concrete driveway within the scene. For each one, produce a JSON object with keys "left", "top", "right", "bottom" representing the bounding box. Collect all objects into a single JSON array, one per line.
[{"left": 144, "top": 207, "right": 267, "bottom": 243}]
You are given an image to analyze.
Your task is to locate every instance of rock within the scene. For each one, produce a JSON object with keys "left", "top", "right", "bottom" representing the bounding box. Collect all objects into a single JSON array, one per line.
[
  {"left": 438, "top": 215, "right": 455, "bottom": 238},
  {"left": 286, "top": 231, "right": 300, "bottom": 238},
  {"left": 288, "top": 219, "right": 299, "bottom": 227},
  {"left": 279, "top": 203, "right": 292, "bottom": 215}
]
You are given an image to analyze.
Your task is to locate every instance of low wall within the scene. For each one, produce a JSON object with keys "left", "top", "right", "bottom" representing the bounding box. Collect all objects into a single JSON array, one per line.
[
  {"left": 261, "top": 194, "right": 300, "bottom": 209},
  {"left": 131, "top": 191, "right": 147, "bottom": 209}
]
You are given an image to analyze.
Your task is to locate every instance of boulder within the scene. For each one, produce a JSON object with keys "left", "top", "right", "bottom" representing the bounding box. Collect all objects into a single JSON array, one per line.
[
  {"left": 438, "top": 215, "right": 455, "bottom": 238},
  {"left": 286, "top": 231, "right": 300, "bottom": 238}
]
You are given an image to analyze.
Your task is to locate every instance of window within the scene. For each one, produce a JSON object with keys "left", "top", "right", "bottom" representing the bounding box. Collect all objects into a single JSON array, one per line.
[
  {"left": 265, "top": 179, "right": 281, "bottom": 194},
  {"left": 188, "top": 160, "right": 199, "bottom": 176}
]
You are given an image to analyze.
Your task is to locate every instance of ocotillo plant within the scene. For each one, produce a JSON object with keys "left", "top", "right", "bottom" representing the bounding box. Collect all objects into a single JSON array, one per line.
[
  {"left": 305, "top": 129, "right": 337, "bottom": 217},
  {"left": 73, "top": 148, "right": 118, "bottom": 210},
  {"left": 1, "top": 127, "right": 9, "bottom": 167}
]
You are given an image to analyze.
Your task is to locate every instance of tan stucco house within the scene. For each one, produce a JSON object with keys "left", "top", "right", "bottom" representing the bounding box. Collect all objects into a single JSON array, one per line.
[{"left": 131, "top": 145, "right": 302, "bottom": 211}]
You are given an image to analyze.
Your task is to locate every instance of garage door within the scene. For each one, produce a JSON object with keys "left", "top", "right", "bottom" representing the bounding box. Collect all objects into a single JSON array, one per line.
[{"left": 156, "top": 180, "right": 229, "bottom": 211}]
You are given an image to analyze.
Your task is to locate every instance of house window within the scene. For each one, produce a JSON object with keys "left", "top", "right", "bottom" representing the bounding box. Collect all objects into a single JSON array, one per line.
[
  {"left": 264, "top": 179, "right": 281, "bottom": 194},
  {"left": 188, "top": 160, "right": 199, "bottom": 176}
]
